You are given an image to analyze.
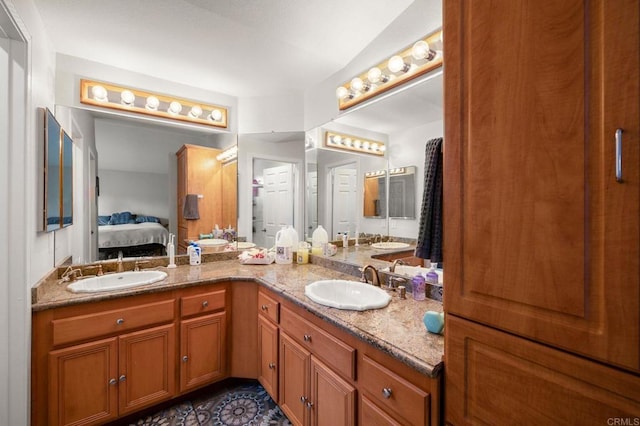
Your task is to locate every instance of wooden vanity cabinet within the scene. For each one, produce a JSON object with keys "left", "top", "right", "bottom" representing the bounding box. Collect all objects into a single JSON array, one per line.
[
  {"left": 444, "top": 0, "right": 640, "bottom": 422},
  {"left": 257, "top": 289, "right": 280, "bottom": 401},
  {"left": 33, "top": 284, "right": 230, "bottom": 426},
  {"left": 37, "top": 294, "right": 177, "bottom": 426},
  {"left": 178, "top": 287, "right": 228, "bottom": 392},
  {"left": 279, "top": 331, "right": 356, "bottom": 426}
]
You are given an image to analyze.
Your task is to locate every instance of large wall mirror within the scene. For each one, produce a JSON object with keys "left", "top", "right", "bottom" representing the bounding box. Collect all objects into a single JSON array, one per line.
[
  {"left": 61, "top": 107, "right": 237, "bottom": 262},
  {"left": 44, "top": 108, "right": 74, "bottom": 232},
  {"left": 238, "top": 132, "right": 305, "bottom": 247},
  {"left": 305, "top": 70, "right": 443, "bottom": 241}
]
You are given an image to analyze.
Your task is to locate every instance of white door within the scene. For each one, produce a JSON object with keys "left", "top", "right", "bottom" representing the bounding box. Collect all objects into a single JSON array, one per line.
[
  {"left": 263, "top": 163, "right": 294, "bottom": 248},
  {"left": 331, "top": 166, "right": 357, "bottom": 237},
  {"left": 306, "top": 171, "right": 318, "bottom": 240}
]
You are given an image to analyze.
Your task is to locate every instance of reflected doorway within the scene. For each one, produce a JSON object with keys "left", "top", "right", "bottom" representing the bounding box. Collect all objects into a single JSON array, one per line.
[
  {"left": 330, "top": 162, "right": 357, "bottom": 239},
  {"left": 252, "top": 159, "right": 294, "bottom": 248}
]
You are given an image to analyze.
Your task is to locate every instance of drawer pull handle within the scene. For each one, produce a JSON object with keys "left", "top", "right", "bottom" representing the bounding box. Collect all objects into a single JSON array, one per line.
[
  {"left": 268, "top": 362, "right": 276, "bottom": 369},
  {"left": 109, "top": 378, "right": 117, "bottom": 386},
  {"left": 183, "top": 355, "right": 188, "bottom": 362},
  {"left": 261, "top": 304, "right": 268, "bottom": 311},
  {"left": 382, "top": 387, "right": 392, "bottom": 399},
  {"left": 616, "top": 128, "right": 623, "bottom": 182},
  {"left": 116, "top": 318, "right": 124, "bottom": 325},
  {"left": 202, "top": 300, "right": 209, "bottom": 308},
  {"left": 303, "top": 334, "right": 312, "bottom": 342},
  {"left": 119, "top": 375, "right": 126, "bottom": 382}
]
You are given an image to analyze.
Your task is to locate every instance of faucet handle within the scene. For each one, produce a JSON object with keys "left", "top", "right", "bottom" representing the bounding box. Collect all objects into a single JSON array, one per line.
[{"left": 134, "top": 260, "right": 150, "bottom": 271}]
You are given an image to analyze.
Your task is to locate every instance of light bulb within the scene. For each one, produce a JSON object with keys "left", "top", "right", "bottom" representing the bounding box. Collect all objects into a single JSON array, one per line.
[
  {"left": 189, "top": 105, "right": 203, "bottom": 118},
  {"left": 379, "top": 144, "right": 387, "bottom": 152},
  {"left": 351, "top": 77, "right": 369, "bottom": 92},
  {"left": 168, "top": 101, "right": 182, "bottom": 115},
  {"left": 412, "top": 40, "right": 436, "bottom": 61},
  {"left": 353, "top": 139, "right": 362, "bottom": 148},
  {"left": 344, "top": 138, "right": 352, "bottom": 147},
  {"left": 120, "top": 90, "right": 135, "bottom": 106},
  {"left": 362, "top": 141, "right": 371, "bottom": 150},
  {"left": 367, "top": 67, "right": 389, "bottom": 84},
  {"left": 332, "top": 135, "right": 342, "bottom": 145},
  {"left": 388, "top": 55, "right": 409, "bottom": 73},
  {"left": 209, "top": 109, "right": 223, "bottom": 121},
  {"left": 335, "top": 86, "right": 351, "bottom": 100},
  {"left": 91, "top": 85, "right": 108, "bottom": 102},
  {"left": 145, "top": 96, "right": 159, "bottom": 111}
]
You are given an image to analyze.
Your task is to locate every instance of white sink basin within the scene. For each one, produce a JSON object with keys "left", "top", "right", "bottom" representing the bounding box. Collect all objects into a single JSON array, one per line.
[
  {"left": 371, "top": 242, "right": 410, "bottom": 250},
  {"left": 305, "top": 279, "right": 391, "bottom": 311},
  {"left": 67, "top": 270, "right": 168, "bottom": 293},
  {"left": 194, "top": 238, "right": 229, "bottom": 253},
  {"left": 381, "top": 265, "right": 444, "bottom": 284}
]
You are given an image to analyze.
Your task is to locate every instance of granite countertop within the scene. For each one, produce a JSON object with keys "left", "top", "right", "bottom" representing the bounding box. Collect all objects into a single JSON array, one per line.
[{"left": 32, "top": 244, "right": 444, "bottom": 377}]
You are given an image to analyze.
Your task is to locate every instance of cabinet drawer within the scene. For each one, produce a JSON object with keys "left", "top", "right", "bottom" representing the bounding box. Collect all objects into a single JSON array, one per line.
[
  {"left": 181, "top": 289, "right": 226, "bottom": 317},
  {"left": 257, "top": 290, "right": 279, "bottom": 323},
  {"left": 360, "top": 355, "right": 428, "bottom": 426},
  {"left": 280, "top": 306, "right": 355, "bottom": 380},
  {"left": 52, "top": 299, "right": 175, "bottom": 347}
]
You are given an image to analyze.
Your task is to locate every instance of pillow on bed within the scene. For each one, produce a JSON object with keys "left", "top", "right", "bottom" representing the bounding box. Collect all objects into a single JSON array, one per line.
[
  {"left": 98, "top": 215, "right": 111, "bottom": 226},
  {"left": 135, "top": 215, "right": 160, "bottom": 224},
  {"left": 108, "top": 211, "right": 134, "bottom": 225}
]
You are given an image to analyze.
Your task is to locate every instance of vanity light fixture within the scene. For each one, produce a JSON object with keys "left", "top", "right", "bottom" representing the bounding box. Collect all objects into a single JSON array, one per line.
[
  {"left": 325, "top": 131, "right": 385, "bottom": 156},
  {"left": 80, "top": 79, "right": 228, "bottom": 129},
  {"left": 336, "top": 28, "right": 442, "bottom": 110},
  {"left": 216, "top": 145, "right": 238, "bottom": 163},
  {"left": 365, "top": 170, "right": 386, "bottom": 177}
]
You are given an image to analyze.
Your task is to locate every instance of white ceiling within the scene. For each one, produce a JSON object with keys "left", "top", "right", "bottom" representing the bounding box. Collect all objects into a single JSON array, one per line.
[{"left": 32, "top": 0, "right": 416, "bottom": 98}]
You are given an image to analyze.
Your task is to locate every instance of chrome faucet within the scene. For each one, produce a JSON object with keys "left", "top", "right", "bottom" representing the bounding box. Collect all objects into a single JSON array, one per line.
[
  {"left": 116, "top": 251, "right": 124, "bottom": 273},
  {"left": 361, "top": 264, "right": 381, "bottom": 287}
]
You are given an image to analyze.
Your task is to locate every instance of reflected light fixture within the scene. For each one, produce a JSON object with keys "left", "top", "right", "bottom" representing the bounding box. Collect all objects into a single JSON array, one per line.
[
  {"left": 336, "top": 28, "right": 442, "bottom": 110},
  {"left": 216, "top": 145, "right": 238, "bottom": 163},
  {"left": 80, "top": 79, "right": 228, "bottom": 129},
  {"left": 325, "top": 131, "right": 385, "bottom": 156}
]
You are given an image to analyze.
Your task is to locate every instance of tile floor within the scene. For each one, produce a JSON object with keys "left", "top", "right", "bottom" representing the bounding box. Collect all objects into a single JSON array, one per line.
[{"left": 116, "top": 379, "right": 290, "bottom": 426}]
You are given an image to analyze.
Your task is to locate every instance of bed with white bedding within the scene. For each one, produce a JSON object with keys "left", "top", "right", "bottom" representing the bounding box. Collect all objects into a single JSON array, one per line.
[{"left": 98, "top": 222, "right": 169, "bottom": 259}]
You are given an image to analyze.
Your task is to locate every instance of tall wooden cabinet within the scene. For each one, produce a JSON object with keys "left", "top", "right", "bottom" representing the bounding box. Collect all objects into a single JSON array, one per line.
[
  {"left": 443, "top": 0, "right": 640, "bottom": 422},
  {"left": 176, "top": 144, "right": 223, "bottom": 253}
]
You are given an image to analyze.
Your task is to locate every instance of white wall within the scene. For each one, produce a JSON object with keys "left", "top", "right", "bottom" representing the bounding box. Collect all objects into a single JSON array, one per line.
[
  {"left": 1, "top": 1, "right": 58, "bottom": 424},
  {"left": 99, "top": 169, "right": 170, "bottom": 220},
  {"left": 388, "top": 119, "right": 443, "bottom": 238}
]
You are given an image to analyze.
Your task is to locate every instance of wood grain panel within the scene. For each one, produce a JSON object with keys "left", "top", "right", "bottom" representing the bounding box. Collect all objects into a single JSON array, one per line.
[
  {"left": 446, "top": 315, "right": 640, "bottom": 424},
  {"left": 258, "top": 315, "right": 279, "bottom": 402},
  {"left": 443, "top": 0, "right": 640, "bottom": 370},
  {"left": 179, "top": 312, "right": 226, "bottom": 392},
  {"left": 310, "top": 357, "right": 356, "bottom": 426}
]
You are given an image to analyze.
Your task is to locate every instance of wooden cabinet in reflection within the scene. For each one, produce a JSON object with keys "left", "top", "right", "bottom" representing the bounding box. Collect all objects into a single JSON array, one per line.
[{"left": 176, "top": 144, "right": 223, "bottom": 253}]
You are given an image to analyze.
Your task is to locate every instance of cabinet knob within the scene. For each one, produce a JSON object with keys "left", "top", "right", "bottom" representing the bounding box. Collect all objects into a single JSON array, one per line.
[
  {"left": 202, "top": 300, "right": 209, "bottom": 308},
  {"left": 303, "top": 334, "right": 312, "bottom": 342},
  {"left": 261, "top": 304, "right": 268, "bottom": 311},
  {"left": 268, "top": 362, "right": 276, "bottom": 369},
  {"left": 306, "top": 401, "right": 314, "bottom": 409},
  {"left": 116, "top": 318, "right": 124, "bottom": 325},
  {"left": 119, "top": 375, "right": 126, "bottom": 382},
  {"left": 108, "top": 378, "right": 117, "bottom": 386},
  {"left": 382, "top": 387, "right": 392, "bottom": 399},
  {"left": 300, "top": 396, "right": 307, "bottom": 403},
  {"left": 183, "top": 355, "right": 188, "bottom": 362}
]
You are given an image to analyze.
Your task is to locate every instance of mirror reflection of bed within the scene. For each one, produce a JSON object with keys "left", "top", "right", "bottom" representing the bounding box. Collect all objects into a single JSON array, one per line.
[{"left": 97, "top": 213, "right": 169, "bottom": 259}]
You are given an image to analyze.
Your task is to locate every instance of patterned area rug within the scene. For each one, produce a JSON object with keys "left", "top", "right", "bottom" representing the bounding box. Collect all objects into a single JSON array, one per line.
[{"left": 129, "top": 381, "right": 290, "bottom": 426}]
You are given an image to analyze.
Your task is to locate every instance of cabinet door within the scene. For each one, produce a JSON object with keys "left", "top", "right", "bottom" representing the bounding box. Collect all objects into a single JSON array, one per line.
[
  {"left": 446, "top": 315, "right": 640, "bottom": 424},
  {"left": 310, "top": 357, "right": 355, "bottom": 426},
  {"left": 360, "top": 396, "right": 402, "bottom": 426},
  {"left": 180, "top": 312, "right": 227, "bottom": 392},
  {"left": 48, "top": 338, "right": 118, "bottom": 426},
  {"left": 118, "top": 324, "right": 176, "bottom": 415},
  {"left": 258, "top": 315, "right": 279, "bottom": 402},
  {"left": 443, "top": 0, "right": 640, "bottom": 370},
  {"left": 279, "top": 332, "right": 310, "bottom": 426}
]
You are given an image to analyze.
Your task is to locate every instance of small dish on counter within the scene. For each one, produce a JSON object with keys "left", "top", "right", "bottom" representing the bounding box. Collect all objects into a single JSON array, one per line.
[{"left": 238, "top": 248, "right": 275, "bottom": 264}]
